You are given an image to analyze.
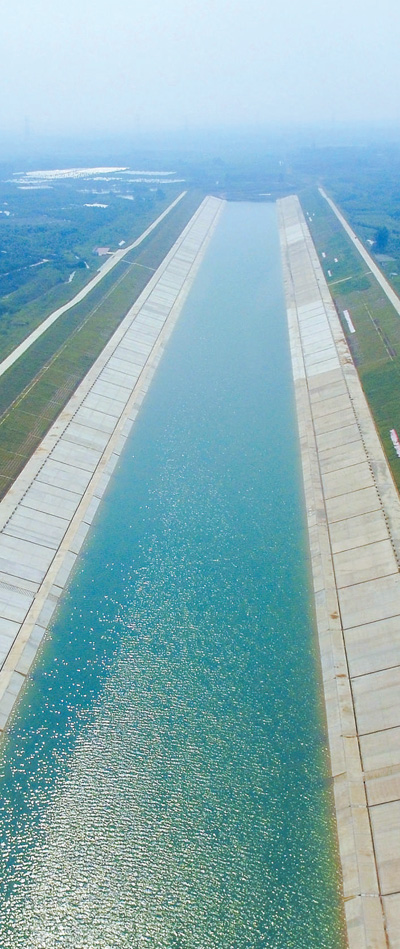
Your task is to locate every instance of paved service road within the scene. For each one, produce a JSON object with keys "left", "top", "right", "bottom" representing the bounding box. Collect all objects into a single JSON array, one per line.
[
  {"left": 280, "top": 194, "right": 400, "bottom": 949},
  {"left": 319, "top": 186, "right": 400, "bottom": 316},
  {"left": 0, "top": 197, "right": 223, "bottom": 733},
  {"left": 0, "top": 191, "right": 186, "bottom": 380}
]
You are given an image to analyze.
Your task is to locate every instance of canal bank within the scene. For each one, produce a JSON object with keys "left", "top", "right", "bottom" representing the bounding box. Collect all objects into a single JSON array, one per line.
[
  {"left": 0, "top": 195, "right": 224, "bottom": 732},
  {"left": 278, "top": 194, "right": 400, "bottom": 949},
  {"left": 0, "top": 200, "right": 344, "bottom": 948}
]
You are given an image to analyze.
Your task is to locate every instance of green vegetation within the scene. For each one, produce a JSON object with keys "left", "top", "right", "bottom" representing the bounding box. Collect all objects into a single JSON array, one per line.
[
  {"left": 5, "top": 136, "right": 400, "bottom": 501},
  {"left": 290, "top": 143, "right": 400, "bottom": 297},
  {"left": 374, "top": 225, "right": 389, "bottom": 253},
  {"left": 0, "top": 189, "right": 202, "bottom": 498},
  {"left": 0, "top": 177, "right": 183, "bottom": 360},
  {"left": 299, "top": 186, "right": 400, "bottom": 492}
]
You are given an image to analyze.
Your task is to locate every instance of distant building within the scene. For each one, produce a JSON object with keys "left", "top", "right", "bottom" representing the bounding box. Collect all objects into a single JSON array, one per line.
[{"left": 94, "top": 246, "right": 111, "bottom": 256}]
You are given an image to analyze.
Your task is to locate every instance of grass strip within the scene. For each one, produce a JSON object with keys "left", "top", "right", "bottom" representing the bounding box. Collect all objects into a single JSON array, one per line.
[
  {"left": 0, "top": 191, "right": 203, "bottom": 498},
  {"left": 299, "top": 186, "right": 400, "bottom": 493}
]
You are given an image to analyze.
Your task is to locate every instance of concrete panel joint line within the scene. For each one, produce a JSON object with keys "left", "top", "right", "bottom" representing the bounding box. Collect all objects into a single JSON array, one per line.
[
  {"left": 0, "top": 196, "right": 225, "bottom": 735},
  {"left": 278, "top": 193, "right": 400, "bottom": 949}
]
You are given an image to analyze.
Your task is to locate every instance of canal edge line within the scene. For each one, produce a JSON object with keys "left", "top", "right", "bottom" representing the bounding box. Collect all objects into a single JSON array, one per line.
[
  {"left": 278, "top": 195, "right": 400, "bottom": 949},
  {"left": 0, "top": 195, "right": 225, "bottom": 733},
  {"left": 0, "top": 190, "right": 188, "bottom": 380}
]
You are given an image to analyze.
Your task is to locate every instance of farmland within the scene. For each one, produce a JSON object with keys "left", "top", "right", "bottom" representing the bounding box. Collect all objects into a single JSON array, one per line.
[
  {"left": 299, "top": 183, "right": 400, "bottom": 492},
  {"left": 0, "top": 167, "right": 202, "bottom": 496}
]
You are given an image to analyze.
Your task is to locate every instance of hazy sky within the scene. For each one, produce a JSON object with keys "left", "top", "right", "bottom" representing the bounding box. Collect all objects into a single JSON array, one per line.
[{"left": 2, "top": 0, "right": 400, "bottom": 137}]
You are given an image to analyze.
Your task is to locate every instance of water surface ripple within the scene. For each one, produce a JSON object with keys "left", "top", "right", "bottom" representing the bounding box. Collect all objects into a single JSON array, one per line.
[{"left": 0, "top": 203, "right": 344, "bottom": 947}]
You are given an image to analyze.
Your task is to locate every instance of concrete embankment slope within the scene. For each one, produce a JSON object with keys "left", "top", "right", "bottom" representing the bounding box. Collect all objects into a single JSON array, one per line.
[
  {"left": 278, "top": 195, "right": 400, "bottom": 949},
  {"left": 0, "top": 195, "right": 224, "bottom": 733},
  {"left": 0, "top": 190, "right": 187, "bottom": 379}
]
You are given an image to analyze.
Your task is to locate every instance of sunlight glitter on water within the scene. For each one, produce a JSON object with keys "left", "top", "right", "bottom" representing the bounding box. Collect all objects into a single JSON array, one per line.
[{"left": 0, "top": 202, "right": 345, "bottom": 948}]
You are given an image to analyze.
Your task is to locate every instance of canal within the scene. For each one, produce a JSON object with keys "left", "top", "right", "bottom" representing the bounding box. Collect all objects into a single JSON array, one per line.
[{"left": 0, "top": 202, "right": 344, "bottom": 947}]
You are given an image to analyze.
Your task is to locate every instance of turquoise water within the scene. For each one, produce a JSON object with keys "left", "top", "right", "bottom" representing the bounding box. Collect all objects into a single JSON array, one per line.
[{"left": 0, "top": 202, "right": 344, "bottom": 948}]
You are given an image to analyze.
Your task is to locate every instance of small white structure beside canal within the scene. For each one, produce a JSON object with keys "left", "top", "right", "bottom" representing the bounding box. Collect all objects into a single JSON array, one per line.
[{"left": 279, "top": 194, "right": 400, "bottom": 949}]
